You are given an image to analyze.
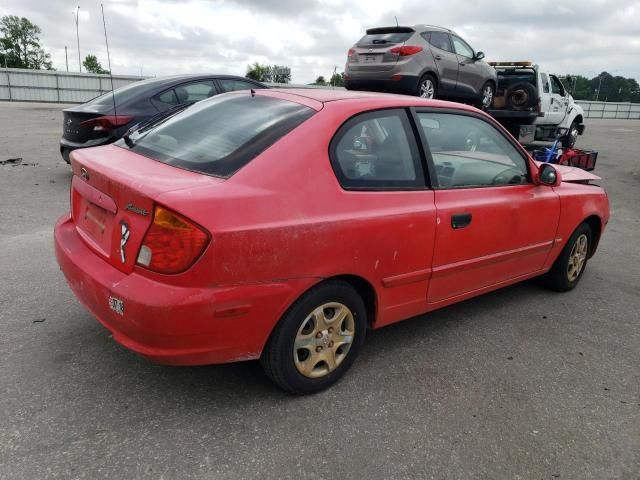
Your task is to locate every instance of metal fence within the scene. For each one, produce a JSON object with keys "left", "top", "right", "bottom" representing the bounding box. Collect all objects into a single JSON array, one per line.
[
  {"left": 576, "top": 101, "right": 640, "bottom": 119},
  {"left": 0, "top": 68, "right": 145, "bottom": 103}
]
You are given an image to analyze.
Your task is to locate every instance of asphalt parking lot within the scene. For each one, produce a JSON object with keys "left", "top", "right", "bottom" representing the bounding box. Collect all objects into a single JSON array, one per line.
[{"left": 1, "top": 101, "right": 638, "bottom": 480}]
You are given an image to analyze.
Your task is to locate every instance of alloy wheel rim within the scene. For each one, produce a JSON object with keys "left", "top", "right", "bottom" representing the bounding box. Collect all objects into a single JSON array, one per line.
[
  {"left": 293, "top": 302, "right": 355, "bottom": 378},
  {"left": 567, "top": 233, "right": 588, "bottom": 282},
  {"left": 420, "top": 80, "right": 434, "bottom": 99},
  {"left": 482, "top": 85, "right": 493, "bottom": 108}
]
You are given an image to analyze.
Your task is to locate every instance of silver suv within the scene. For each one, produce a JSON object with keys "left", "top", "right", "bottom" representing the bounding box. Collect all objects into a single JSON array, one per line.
[{"left": 345, "top": 25, "right": 497, "bottom": 109}]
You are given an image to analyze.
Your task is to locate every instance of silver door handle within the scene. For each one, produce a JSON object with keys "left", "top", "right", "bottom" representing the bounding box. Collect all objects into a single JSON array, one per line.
[
  {"left": 434, "top": 54, "right": 442, "bottom": 60},
  {"left": 459, "top": 62, "right": 465, "bottom": 66}
]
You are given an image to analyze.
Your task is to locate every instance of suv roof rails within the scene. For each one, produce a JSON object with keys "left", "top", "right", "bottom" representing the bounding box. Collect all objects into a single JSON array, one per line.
[{"left": 413, "top": 24, "right": 452, "bottom": 32}]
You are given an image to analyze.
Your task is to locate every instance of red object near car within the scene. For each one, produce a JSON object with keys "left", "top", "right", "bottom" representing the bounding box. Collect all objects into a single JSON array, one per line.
[{"left": 54, "top": 89, "right": 609, "bottom": 394}]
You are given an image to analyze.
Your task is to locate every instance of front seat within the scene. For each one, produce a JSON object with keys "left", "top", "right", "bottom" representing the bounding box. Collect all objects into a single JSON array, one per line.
[{"left": 175, "top": 87, "right": 189, "bottom": 104}]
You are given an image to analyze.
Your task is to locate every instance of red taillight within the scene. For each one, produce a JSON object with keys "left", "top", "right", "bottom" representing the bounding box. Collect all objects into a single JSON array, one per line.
[
  {"left": 389, "top": 45, "right": 423, "bottom": 56},
  {"left": 79, "top": 115, "right": 133, "bottom": 132},
  {"left": 136, "top": 206, "right": 210, "bottom": 274},
  {"left": 347, "top": 48, "right": 356, "bottom": 57}
]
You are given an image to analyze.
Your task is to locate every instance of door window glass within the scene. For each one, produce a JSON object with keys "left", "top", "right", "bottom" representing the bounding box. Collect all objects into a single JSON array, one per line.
[
  {"left": 550, "top": 75, "right": 565, "bottom": 96},
  {"left": 429, "top": 32, "right": 453, "bottom": 53},
  {"left": 218, "top": 79, "right": 260, "bottom": 92},
  {"left": 156, "top": 89, "right": 179, "bottom": 106},
  {"left": 331, "top": 109, "right": 424, "bottom": 189},
  {"left": 174, "top": 81, "right": 216, "bottom": 104},
  {"left": 452, "top": 36, "right": 474, "bottom": 58},
  {"left": 418, "top": 112, "right": 529, "bottom": 188},
  {"left": 541, "top": 73, "right": 550, "bottom": 93}
]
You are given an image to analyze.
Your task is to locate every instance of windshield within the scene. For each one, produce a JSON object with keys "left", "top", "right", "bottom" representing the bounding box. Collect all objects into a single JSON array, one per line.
[
  {"left": 120, "top": 93, "right": 314, "bottom": 177},
  {"left": 85, "top": 77, "right": 171, "bottom": 106}
]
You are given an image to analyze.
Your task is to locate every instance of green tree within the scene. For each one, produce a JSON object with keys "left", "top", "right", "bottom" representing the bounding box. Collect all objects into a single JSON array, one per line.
[
  {"left": 246, "top": 62, "right": 269, "bottom": 82},
  {"left": 0, "top": 15, "right": 52, "bottom": 69},
  {"left": 330, "top": 72, "right": 345, "bottom": 87},
  {"left": 82, "top": 54, "right": 109, "bottom": 74},
  {"left": 268, "top": 65, "right": 291, "bottom": 84},
  {"left": 314, "top": 75, "right": 326, "bottom": 85}
]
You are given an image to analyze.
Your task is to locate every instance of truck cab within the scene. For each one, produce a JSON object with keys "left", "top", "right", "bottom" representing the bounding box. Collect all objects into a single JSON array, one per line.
[{"left": 487, "top": 62, "right": 585, "bottom": 148}]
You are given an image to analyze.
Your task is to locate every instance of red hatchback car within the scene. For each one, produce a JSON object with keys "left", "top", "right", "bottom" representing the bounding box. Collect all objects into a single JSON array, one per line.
[{"left": 55, "top": 89, "right": 609, "bottom": 394}]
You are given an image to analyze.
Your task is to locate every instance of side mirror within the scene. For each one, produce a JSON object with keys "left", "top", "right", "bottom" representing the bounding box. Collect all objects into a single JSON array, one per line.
[
  {"left": 475, "top": 51, "right": 485, "bottom": 61},
  {"left": 538, "top": 163, "right": 561, "bottom": 186}
]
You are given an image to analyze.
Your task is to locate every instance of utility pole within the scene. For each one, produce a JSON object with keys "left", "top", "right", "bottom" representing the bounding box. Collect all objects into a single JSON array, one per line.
[
  {"left": 72, "top": 6, "right": 81, "bottom": 72},
  {"left": 65, "top": 46, "right": 69, "bottom": 72},
  {"left": 595, "top": 74, "right": 604, "bottom": 101}
]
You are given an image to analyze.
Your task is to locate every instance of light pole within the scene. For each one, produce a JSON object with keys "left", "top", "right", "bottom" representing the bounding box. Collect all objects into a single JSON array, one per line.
[{"left": 72, "top": 6, "right": 81, "bottom": 72}]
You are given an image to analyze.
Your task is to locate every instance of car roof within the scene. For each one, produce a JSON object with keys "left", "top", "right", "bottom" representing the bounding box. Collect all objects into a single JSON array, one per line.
[{"left": 258, "top": 88, "right": 479, "bottom": 113}]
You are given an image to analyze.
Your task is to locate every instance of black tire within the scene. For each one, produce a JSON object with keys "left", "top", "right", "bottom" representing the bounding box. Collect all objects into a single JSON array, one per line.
[
  {"left": 260, "top": 280, "right": 367, "bottom": 394},
  {"left": 562, "top": 120, "right": 580, "bottom": 148},
  {"left": 476, "top": 81, "right": 495, "bottom": 110},
  {"left": 545, "top": 222, "right": 592, "bottom": 292},
  {"left": 505, "top": 82, "right": 538, "bottom": 110},
  {"left": 417, "top": 74, "right": 437, "bottom": 99}
]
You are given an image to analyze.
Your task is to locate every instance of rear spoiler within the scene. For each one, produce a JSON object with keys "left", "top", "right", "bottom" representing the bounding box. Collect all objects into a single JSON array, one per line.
[{"left": 366, "top": 26, "right": 415, "bottom": 34}]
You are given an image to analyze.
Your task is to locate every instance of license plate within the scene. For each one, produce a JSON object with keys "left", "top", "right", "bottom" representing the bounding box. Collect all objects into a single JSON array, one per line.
[
  {"left": 518, "top": 125, "right": 535, "bottom": 144},
  {"left": 108, "top": 296, "right": 125, "bottom": 315},
  {"left": 365, "top": 55, "right": 377, "bottom": 62}
]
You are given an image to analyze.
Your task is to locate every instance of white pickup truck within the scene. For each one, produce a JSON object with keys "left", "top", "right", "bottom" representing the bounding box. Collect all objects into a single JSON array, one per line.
[{"left": 486, "top": 62, "right": 585, "bottom": 148}]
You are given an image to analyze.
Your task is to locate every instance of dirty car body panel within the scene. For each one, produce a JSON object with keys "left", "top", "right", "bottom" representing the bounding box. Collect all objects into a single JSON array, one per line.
[{"left": 54, "top": 88, "right": 609, "bottom": 367}]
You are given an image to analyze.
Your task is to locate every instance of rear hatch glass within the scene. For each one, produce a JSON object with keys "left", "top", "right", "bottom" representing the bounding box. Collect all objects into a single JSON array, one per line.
[
  {"left": 119, "top": 93, "right": 314, "bottom": 177},
  {"left": 349, "top": 27, "right": 414, "bottom": 72}
]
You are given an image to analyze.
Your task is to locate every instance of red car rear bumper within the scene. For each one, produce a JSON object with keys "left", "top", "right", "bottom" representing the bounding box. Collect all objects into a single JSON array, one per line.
[{"left": 54, "top": 213, "right": 304, "bottom": 366}]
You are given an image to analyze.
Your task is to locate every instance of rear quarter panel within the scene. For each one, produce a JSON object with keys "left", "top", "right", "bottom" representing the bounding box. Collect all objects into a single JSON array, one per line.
[{"left": 156, "top": 98, "right": 440, "bottom": 328}]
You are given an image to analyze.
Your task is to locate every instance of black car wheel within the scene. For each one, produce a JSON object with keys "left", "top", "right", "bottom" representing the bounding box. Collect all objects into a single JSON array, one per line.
[
  {"left": 562, "top": 120, "right": 580, "bottom": 149},
  {"left": 545, "top": 222, "right": 592, "bottom": 292},
  {"left": 477, "top": 82, "right": 495, "bottom": 109},
  {"left": 505, "top": 82, "right": 538, "bottom": 110},
  {"left": 261, "top": 280, "right": 367, "bottom": 394},
  {"left": 418, "top": 75, "right": 437, "bottom": 99}
]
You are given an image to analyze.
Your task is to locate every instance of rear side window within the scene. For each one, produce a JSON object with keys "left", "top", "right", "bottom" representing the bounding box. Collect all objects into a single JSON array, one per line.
[
  {"left": 330, "top": 109, "right": 424, "bottom": 189},
  {"left": 174, "top": 81, "right": 216, "bottom": 103},
  {"left": 126, "top": 94, "right": 314, "bottom": 177},
  {"left": 429, "top": 32, "right": 453, "bottom": 53}
]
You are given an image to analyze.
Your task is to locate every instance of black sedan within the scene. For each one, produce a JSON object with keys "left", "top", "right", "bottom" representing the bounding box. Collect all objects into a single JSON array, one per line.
[{"left": 60, "top": 74, "right": 266, "bottom": 163}]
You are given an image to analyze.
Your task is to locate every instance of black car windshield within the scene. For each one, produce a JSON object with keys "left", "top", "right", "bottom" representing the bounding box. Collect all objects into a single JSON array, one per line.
[
  {"left": 86, "top": 77, "right": 173, "bottom": 106},
  {"left": 119, "top": 93, "right": 315, "bottom": 177}
]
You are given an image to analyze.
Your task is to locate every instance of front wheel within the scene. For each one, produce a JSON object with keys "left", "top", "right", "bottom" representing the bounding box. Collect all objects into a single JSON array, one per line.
[
  {"left": 261, "top": 280, "right": 367, "bottom": 394},
  {"left": 562, "top": 120, "right": 580, "bottom": 148},
  {"left": 545, "top": 223, "right": 592, "bottom": 292},
  {"left": 417, "top": 75, "right": 437, "bottom": 99},
  {"left": 477, "top": 82, "right": 495, "bottom": 109}
]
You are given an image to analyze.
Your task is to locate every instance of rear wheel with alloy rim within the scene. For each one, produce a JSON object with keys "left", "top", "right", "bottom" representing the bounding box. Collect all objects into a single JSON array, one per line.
[
  {"left": 418, "top": 75, "right": 437, "bottom": 99},
  {"left": 261, "top": 280, "right": 367, "bottom": 394},
  {"left": 545, "top": 222, "right": 592, "bottom": 292}
]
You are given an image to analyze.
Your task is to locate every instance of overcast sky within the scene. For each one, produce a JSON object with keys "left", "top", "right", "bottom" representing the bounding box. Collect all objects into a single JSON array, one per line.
[{"left": 2, "top": 0, "right": 639, "bottom": 83}]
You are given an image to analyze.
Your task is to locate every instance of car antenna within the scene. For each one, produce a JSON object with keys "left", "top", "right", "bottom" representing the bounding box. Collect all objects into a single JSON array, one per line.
[
  {"left": 395, "top": 16, "right": 399, "bottom": 27},
  {"left": 250, "top": 88, "right": 256, "bottom": 97},
  {"left": 101, "top": 3, "right": 117, "bottom": 123}
]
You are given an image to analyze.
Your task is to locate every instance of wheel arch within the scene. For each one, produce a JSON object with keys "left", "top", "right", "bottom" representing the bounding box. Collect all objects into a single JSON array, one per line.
[
  {"left": 583, "top": 214, "right": 602, "bottom": 258},
  {"left": 418, "top": 69, "right": 439, "bottom": 89}
]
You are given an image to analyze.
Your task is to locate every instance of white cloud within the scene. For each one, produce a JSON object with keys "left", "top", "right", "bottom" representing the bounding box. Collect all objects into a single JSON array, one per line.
[{"left": 1, "top": 0, "right": 638, "bottom": 82}]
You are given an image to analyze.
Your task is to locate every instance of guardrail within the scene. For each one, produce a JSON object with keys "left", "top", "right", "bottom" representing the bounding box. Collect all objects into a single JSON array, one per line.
[
  {"left": 0, "top": 68, "right": 145, "bottom": 103},
  {"left": 576, "top": 101, "right": 640, "bottom": 120}
]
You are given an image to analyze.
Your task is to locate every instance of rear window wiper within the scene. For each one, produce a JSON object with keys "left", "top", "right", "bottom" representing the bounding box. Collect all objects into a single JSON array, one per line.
[{"left": 123, "top": 103, "right": 192, "bottom": 147}]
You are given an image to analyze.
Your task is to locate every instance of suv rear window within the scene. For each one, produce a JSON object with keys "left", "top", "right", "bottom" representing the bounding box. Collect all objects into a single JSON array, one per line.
[
  {"left": 123, "top": 94, "right": 314, "bottom": 177},
  {"left": 358, "top": 28, "right": 413, "bottom": 46}
]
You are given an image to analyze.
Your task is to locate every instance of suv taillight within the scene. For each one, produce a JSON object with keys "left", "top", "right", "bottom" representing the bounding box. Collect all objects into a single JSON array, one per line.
[
  {"left": 136, "top": 206, "right": 210, "bottom": 274},
  {"left": 79, "top": 115, "right": 133, "bottom": 132},
  {"left": 347, "top": 48, "right": 356, "bottom": 57},
  {"left": 389, "top": 45, "right": 423, "bottom": 56}
]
